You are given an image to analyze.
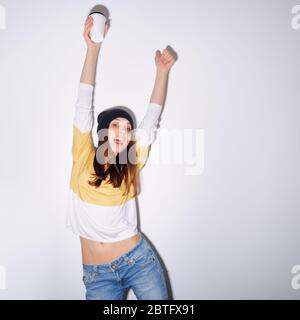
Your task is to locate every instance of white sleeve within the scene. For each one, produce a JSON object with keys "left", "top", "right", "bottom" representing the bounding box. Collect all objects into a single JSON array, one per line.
[
  {"left": 73, "top": 82, "right": 95, "bottom": 133},
  {"left": 135, "top": 103, "right": 163, "bottom": 146}
]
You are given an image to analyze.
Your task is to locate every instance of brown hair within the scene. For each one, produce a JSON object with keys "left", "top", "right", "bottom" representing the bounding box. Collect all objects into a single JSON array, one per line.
[{"left": 88, "top": 136, "right": 140, "bottom": 197}]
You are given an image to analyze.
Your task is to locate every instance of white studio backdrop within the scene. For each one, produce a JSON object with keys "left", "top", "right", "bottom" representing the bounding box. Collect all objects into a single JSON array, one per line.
[{"left": 0, "top": 0, "right": 299, "bottom": 299}]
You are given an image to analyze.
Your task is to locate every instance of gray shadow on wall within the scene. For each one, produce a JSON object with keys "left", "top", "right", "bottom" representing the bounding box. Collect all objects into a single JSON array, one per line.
[
  {"left": 88, "top": 4, "right": 111, "bottom": 28},
  {"left": 131, "top": 44, "right": 179, "bottom": 301}
]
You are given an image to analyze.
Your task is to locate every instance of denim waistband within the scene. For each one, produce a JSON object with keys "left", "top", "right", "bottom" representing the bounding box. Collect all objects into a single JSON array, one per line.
[{"left": 82, "top": 232, "right": 150, "bottom": 272}]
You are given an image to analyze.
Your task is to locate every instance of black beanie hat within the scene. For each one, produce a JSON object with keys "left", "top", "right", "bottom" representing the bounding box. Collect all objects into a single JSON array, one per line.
[{"left": 96, "top": 107, "right": 135, "bottom": 140}]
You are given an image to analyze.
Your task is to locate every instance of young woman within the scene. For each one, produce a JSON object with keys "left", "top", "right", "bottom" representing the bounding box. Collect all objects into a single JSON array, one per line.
[{"left": 66, "top": 15, "right": 176, "bottom": 300}]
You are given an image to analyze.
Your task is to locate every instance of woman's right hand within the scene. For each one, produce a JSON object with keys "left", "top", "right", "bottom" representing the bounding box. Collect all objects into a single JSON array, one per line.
[{"left": 83, "top": 15, "right": 109, "bottom": 51}]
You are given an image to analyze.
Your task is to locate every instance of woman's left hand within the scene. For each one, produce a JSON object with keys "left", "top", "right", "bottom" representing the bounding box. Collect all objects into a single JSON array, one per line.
[{"left": 155, "top": 48, "right": 176, "bottom": 73}]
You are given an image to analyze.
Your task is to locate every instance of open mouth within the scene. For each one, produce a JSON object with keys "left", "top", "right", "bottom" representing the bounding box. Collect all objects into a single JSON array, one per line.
[{"left": 114, "top": 138, "right": 123, "bottom": 146}]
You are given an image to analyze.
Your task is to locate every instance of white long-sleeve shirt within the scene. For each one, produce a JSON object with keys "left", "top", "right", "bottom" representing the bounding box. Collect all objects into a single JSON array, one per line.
[{"left": 65, "top": 82, "right": 162, "bottom": 242}]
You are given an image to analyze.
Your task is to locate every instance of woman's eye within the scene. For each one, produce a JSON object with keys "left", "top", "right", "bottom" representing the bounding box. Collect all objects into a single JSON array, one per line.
[
  {"left": 127, "top": 128, "right": 131, "bottom": 132},
  {"left": 113, "top": 123, "right": 118, "bottom": 127}
]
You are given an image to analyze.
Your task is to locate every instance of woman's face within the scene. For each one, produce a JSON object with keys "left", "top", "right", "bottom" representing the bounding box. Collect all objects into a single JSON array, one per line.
[{"left": 108, "top": 117, "right": 132, "bottom": 154}]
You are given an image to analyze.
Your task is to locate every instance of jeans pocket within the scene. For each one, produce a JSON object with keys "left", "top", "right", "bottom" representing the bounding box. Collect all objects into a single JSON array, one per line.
[
  {"left": 133, "top": 247, "right": 157, "bottom": 269},
  {"left": 82, "top": 269, "right": 98, "bottom": 286}
]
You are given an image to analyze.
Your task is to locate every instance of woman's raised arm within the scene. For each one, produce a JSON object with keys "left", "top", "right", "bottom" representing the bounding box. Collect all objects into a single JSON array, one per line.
[
  {"left": 135, "top": 47, "right": 177, "bottom": 147},
  {"left": 150, "top": 47, "right": 176, "bottom": 105},
  {"left": 80, "top": 15, "right": 109, "bottom": 85},
  {"left": 72, "top": 16, "right": 109, "bottom": 162}
]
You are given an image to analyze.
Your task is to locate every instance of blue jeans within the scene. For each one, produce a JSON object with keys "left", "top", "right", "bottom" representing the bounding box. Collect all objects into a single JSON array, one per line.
[{"left": 82, "top": 232, "right": 169, "bottom": 300}]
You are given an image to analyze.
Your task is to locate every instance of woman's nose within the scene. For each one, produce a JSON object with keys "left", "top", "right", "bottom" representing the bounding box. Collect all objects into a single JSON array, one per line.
[{"left": 118, "top": 128, "right": 127, "bottom": 136}]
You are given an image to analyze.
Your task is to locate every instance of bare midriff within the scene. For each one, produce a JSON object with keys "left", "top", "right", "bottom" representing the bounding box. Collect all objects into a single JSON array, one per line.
[{"left": 80, "top": 233, "right": 141, "bottom": 265}]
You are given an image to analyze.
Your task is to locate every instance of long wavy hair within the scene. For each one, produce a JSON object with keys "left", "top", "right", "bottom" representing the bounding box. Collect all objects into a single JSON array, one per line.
[{"left": 88, "top": 135, "right": 140, "bottom": 198}]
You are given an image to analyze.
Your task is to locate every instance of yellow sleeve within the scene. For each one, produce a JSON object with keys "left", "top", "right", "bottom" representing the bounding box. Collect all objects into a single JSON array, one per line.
[
  {"left": 71, "top": 82, "right": 95, "bottom": 163},
  {"left": 72, "top": 125, "right": 95, "bottom": 163},
  {"left": 135, "top": 140, "right": 151, "bottom": 171}
]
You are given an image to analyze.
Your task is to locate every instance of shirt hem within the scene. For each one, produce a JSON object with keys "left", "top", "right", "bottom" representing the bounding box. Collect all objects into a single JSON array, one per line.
[{"left": 66, "top": 224, "right": 139, "bottom": 243}]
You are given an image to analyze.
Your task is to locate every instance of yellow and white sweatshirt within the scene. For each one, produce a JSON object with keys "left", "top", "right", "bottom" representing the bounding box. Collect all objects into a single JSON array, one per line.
[{"left": 65, "top": 82, "right": 162, "bottom": 242}]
